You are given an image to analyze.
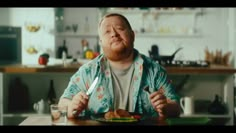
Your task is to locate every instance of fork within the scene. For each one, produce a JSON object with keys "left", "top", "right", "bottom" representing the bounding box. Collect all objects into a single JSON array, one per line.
[
  {"left": 143, "top": 86, "right": 151, "bottom": 94},
  {"left": 143, "top": 85, "right": 164, "bottom": 94}
]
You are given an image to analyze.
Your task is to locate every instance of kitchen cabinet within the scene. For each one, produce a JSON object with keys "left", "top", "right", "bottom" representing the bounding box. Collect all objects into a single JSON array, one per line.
[
  {"left": 0, "top": 65, "right": 236, "bottom": 125},
  {"left": 168, "top": 67, "right": 235, "bottom": 125},
  {"left": 105, "top": 8, "right": 203, "bottom": 37},
  {"left": 0, "top": 68, "right": 74, "bottom": 125}
]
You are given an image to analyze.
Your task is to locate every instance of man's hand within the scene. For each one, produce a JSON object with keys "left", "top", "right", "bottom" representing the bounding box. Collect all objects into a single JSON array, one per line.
[
  {"left": 69, "top": 92, "right": 89, "bottom": 118},
  {"left": 149, "top": 91, "right": 181, "bottom": 118},
  {"left": 150, "top": 91, "right": 167, "bottom": 117},
  {"left": 59, "top": 92, "right": 89, "bottom": 119}
]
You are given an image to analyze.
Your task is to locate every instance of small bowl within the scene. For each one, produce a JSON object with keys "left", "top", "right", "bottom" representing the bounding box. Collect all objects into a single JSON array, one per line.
[{"left": 26, "top": 25, "right": 41, "bottom": 32}]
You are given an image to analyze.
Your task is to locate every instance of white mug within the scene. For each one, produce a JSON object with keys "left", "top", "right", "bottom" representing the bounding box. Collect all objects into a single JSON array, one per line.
[
  {"left": 33, "top": 99, "right": 45, "bottom": 114},
  {"left": 180, "top": 96, "right": 194, "bottom": 115}
]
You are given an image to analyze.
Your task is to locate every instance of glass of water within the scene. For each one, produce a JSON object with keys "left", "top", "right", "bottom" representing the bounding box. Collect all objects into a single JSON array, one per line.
[{"left": 50, "top": 104, "right": 68, "bottom": 125}]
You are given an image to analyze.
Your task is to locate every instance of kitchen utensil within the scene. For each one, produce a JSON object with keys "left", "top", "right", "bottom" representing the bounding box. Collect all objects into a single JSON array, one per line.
[
  {"left": 86, "top": 77, "right": 98, "bottom": 95},
  {"left": 149, "top": 46, "right": 183, "bottom": 63},
  {"left": 159, "top": 47, "right": 183, "bottom": 62},
  {"left": 180, "top": 96, "right": 194, "bottom": 115},
  {"left": 143, "top": 86, "right": 151, "bottom": 94},
  {"left": 33, "top": 99, "right": 46, "bottom": 114},
  {"left": 143, "top": 85, "right": 164, "bottom": 94}
]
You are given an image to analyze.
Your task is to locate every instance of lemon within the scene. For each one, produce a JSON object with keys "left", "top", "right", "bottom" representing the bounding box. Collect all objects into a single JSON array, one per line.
[{"left": 85, "top": 51, "right": 94, "bottom": 59}]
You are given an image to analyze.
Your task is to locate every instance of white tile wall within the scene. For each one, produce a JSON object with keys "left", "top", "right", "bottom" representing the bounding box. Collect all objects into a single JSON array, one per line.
[{"left": 0, "top": 8, "right": 234, "bottom": 66}]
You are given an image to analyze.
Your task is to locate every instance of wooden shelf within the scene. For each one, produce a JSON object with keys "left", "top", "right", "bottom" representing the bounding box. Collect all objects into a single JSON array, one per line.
[
  {"left": 1, "top": 65, "right": 236, "bottom": 74},
  {"left": 55, "top": 32, "right": 98, "bottom": 37},
  {"left": 165, "top": 66, "right": 236, "bottom": 75},
  {"left": 0, "top": 64, "right": 81, "bottom": 73}
]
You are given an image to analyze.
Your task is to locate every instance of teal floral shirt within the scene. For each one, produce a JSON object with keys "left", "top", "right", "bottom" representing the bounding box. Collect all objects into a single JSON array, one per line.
[{"left": 61, "top": 49, "right": 180, "bottom": 117}]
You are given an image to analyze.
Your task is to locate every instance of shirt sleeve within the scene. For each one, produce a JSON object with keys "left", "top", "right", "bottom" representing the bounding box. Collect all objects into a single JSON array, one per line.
[
  {"left": 154, "top": 65, "right": 180, "bottom": 103},
  {"left": 60, "top": 66, "right": 88, "bottom": 100}
]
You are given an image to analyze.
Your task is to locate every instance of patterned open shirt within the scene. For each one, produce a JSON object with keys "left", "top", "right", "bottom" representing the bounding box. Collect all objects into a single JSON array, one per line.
[{"left": 61, "top": 49, "right": 180, "bottom": 117}]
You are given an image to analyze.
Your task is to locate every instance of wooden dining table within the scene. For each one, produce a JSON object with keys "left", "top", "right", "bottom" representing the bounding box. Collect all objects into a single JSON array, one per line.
[{"left": 19, "top": 115, "right": 168, "bottom": 126}]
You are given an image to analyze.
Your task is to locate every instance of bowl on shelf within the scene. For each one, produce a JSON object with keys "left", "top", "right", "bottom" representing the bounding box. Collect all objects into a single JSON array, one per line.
[{"left": 25, "top": 24, "right": 41, "bottom": 32}]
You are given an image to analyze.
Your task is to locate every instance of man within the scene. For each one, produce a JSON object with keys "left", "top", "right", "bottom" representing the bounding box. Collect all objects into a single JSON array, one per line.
[{"left": 58, "top": 13, "right": 181, "bottom": 119}]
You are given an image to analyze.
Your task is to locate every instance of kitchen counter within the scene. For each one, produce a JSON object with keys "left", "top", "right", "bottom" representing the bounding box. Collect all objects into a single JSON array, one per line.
[
  {"left": 0, "top": 64, "right": 236, "bottom": 74},
  {"left": 166, "top": 65, "right": 236, "bottom": 74},
  {"left": 0, "top": 64, "right": 82, "bottom": 73},
  {"left": 19, "top": 115, "right": 168, "bottom": 126}
]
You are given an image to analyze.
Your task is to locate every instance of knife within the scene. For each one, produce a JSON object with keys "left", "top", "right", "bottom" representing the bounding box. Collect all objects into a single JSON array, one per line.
[
  {"left": 72, "top": 77, "right": 98, "bottom": 116},
  {"left": 86, "top": 77, "right": 98, "bottom": 96}
]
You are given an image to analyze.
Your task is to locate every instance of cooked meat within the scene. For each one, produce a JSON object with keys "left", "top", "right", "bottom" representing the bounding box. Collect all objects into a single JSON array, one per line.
[
  {"left": 104, "top": 111, "right": 116, "bottom": 119},
  {"left": 104, "top": 109, "right": 131, "bottom": 119},
  {"left": 114, "top": 109, "right": 131, "bottom": 118}
]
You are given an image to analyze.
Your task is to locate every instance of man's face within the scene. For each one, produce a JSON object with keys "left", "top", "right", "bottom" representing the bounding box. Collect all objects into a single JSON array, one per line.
[{"left": 99, "top": 16, "right": 135, "bottom": 61}]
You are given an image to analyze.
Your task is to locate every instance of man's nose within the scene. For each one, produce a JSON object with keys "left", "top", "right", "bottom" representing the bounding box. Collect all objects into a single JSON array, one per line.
[{"left": 111, "top": 28, "right": 118, "bottom": 37}]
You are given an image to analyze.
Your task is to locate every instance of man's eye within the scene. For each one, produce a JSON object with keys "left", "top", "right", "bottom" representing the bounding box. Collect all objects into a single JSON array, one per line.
[
  {"left": 103, "top": 30, "right": 109, "bottom": 34},
  {"left": 117, "top": 27, "right": 124, "bottom": 30}
]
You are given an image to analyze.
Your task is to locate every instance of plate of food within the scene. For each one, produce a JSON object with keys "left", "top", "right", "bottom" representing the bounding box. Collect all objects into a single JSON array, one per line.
[
  {"left": 91, "top": 109, "right": 142, "bottom": 124},
  {"left": 94, "top": 117, "right": 139, "bottom": 123}
]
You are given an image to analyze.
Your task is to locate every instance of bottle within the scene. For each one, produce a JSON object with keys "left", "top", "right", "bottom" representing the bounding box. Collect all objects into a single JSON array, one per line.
[
  {"left": 62, "top": 51, "right": 67, "bottom": 67},
  {"left": 57, "top": 39, "right": 68, "bottom": 59},
  {"left": 55, "top": 8, "right": 64, "bottom": 33},
  {"left": 61, "top": 40, "right": 68, "bottom": 56},
  {"left": 47, "top": 80, "right": 57, "bottom": 105}
]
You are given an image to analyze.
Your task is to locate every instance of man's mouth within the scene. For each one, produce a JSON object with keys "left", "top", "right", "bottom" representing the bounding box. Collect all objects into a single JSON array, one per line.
[{"left": 111, "top": 37, "right": 121, "bottom": 42}]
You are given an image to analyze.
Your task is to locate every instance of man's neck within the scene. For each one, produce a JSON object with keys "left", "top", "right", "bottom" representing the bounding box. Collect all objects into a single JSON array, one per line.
[{"left": 108, "top": 52, "right": 134, "bottom": 70}]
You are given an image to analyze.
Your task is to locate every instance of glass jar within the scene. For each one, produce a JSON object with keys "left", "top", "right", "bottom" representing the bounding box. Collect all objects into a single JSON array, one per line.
[{"left": 55, "top": 8, "right": 64, "bottom": 33}]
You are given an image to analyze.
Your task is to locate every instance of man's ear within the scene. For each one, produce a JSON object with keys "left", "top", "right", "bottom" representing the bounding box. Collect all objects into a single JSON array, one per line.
[{"left": 131, "top": 30, "right": 135, "bottom": 42}]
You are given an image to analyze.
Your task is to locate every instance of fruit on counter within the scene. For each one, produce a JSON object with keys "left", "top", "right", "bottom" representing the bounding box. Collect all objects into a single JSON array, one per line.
[
  {"left": 84, "top": 51, "right": 100, "bottom": 59},
  {"left": 38, "top": 56, "right": 48, "bottom": 65},
  {"left": 26, "top": 47, "right": 38, "bottom": 54},
  {"left": 85, "top": 50, "right": 94, "bottom": 59},
  {"left": 38, "top": 53, "right": 50, "bottom": 65}
]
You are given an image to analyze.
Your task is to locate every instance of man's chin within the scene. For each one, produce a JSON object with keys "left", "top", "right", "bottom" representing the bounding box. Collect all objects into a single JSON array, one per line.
[
  {"left": 106, "top": 55, "right": 124, "bottom": 61},
  {"left": 111, "top": 42, "right": 125, "bottom": 49},
  {"left": 106, "top": 50, "right": 133, "bottom": 61}
]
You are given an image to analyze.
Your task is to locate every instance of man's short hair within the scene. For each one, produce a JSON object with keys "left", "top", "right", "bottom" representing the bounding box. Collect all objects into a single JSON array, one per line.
[{"left": 98, "top": 13, "right": 133, "bottom": 31}]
